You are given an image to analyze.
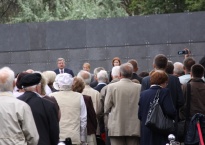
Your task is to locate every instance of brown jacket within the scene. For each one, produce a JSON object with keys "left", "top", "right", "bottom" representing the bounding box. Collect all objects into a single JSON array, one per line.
[
  {"left": 180, "top": 78, "right": 205, "bottom": 120},
  {"left": 83, "top": 95, "right": 97, "bottom": 135}
]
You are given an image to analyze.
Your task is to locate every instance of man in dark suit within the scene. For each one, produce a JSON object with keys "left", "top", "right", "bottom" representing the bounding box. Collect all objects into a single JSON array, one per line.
[
  {"left": 141, "top": 54, "right": 184, "bottom": 108},
  {"left": 128, "top": 59, "right": 142, "bottom": 83},
  {"left": 54, "top": 57, "right": 74, "bottom": 77},
  {"left": 18, "top": 73, "right": 59, "bottom": 145},
  {"left": 141, "top": 54, "right": 184, "bottom": 126}
]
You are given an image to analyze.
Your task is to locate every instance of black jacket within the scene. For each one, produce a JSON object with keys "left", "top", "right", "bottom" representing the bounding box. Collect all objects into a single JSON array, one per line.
[
  {"left": 185, "top": 113, "right": 205, "bottom": 145},
  {"left": 141, "top": 74, "right": 184, "bottom": 110},
  {"left": 18, "top": 91, "right": 59, "bottom": 145},
  {"left": 54, "top": 68, "right": 74, "bottom": 77}
]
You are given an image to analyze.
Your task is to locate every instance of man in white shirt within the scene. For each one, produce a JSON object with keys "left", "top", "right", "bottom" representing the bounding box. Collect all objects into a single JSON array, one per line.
[{"left": 179, "top": 57, "right": 195, "bottom": 84}]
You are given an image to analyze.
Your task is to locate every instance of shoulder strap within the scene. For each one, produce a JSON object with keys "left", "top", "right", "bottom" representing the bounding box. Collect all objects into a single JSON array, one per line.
[
  {"left": 154, "top": 89, "right": 161, "bottom": 101},
  {"left": 185, "top": 82, "right": 191, "bottom": 121}
]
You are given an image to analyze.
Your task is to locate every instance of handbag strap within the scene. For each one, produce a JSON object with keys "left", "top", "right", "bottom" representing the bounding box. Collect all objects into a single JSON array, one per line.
[{"left": 154, "top": 89, "right": 161, "bottom": 102}]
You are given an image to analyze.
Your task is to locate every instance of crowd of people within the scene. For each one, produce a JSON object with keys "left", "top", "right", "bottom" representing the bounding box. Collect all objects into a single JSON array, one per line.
[{"left": 0, "top": 51, "right": 205, "bottom": 145}]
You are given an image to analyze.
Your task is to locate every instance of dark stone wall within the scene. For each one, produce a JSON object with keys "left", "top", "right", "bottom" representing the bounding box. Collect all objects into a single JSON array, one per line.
[{"left": 0, "top": 12, "right": 204, "bottom": 75}]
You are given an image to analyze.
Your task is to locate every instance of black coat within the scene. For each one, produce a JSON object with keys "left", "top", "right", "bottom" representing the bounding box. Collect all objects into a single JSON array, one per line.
[
  {"left": 141, "top": 74, "right": 184, "bottom": 110},
  {"left": 138, "top": 86, "right": 176, "bottom": 145},
  {"left": 54, "top": 68, "right": 74, "bottom": 77},
  {"left": 18, "top": 91, "right": 59, "bottom": 145},
  {"left": 131, "top": 73, "right": 142, "bottom": 84}
]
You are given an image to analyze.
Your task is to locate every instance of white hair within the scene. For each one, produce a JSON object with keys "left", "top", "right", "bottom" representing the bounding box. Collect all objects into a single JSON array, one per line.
[
  {"left": 0, "top": 67, "right": 15, "bottom": 92},
  {"left": 111, "top": 66, "right": 120, "bottom": 77},
  {"left": 77, "top": 70, "right": 91, "bottom": 85},
  {"left": 173, "top": 62, "right": 184, "bottom": 76},
  {"left": 97, "top": 70, "right": 108, "bottom": 83},
  {"left": 24, "top": 85, "right": 37, "bottom": 91}
]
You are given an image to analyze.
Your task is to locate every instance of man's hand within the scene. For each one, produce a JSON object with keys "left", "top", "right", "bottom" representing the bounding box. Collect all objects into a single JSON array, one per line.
[{"left": 184, "top": 48, "right": 191, "bottom": 59}]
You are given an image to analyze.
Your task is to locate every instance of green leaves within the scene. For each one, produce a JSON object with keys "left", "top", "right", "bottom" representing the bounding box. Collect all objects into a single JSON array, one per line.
[{"left": 10, "top": 0, "right": 128, "bottom": 23}]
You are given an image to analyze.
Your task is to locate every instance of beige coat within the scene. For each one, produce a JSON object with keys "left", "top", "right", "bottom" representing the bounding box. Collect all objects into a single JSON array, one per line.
[
  {"left": 0, "top": 92, "right": 39, "bottom": 145},
  {"left": 50, "top": 91, "right": 82, "bottom": 144},
  {"left": 82, "top": 85, "right": 101, "bottom": 134},
  {"left": 82, "top": 85, "right": 101, "bottom": 115},
  {"left": 104, "top": 78, "right": 141, "bottom": 136}
]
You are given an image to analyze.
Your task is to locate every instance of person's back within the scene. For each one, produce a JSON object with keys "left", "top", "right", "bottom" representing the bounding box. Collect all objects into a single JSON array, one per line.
[
  {"left": 139, "top": 70, "right": 176, "bottom": 145},
  {"left": 50, "top": 73, "right": 87, "bottom": 144},
  {"left": 18, "top": 73, "right": 59, "bottom": 145},
  {"left": 0, "top": 67, "right": 39, "bottom": 145},
  {"left": 180, "top": 64, "right": 205, "bottom": 119},
  {"left": 106, "top": 78, "right": 141, "bottom": 135},
  {"left": 141, "top": 54, "right": 184, "bottom": 111},
  {"left": 105, "top": 63, "right": 141, "bottom": 145},
  {"left": 0, "top": 93, "right": 39, "bottom": 145}
]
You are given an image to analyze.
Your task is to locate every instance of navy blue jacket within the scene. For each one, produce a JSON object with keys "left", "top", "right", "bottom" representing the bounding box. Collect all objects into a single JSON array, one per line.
[
  {"left": 141, "top": 74, "right": 184, "bottom": 110},
  {"left": 138, "top": 86, "right": 176, "bottom": 145},
  {"left": 54, "top": 68, "right": 74, "bottom": 77}
]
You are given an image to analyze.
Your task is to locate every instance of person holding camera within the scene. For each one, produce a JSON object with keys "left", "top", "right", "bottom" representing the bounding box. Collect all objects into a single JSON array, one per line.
[{"left": 178, "top": 48, "right": 196, "bottom": 85}]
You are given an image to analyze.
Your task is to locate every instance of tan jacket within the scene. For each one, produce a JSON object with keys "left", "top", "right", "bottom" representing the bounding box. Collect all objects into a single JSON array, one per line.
[
  {"left": 0, "top": 92, "right": 39, "bottom": 145},
  {"left": 104, "top": 78, "right": 141, "bottom": 136},
  {"left": 82, "top": 85, "right": 101, "bottom": 115},
  {"left": 82, "top": 85, "right": 101, "bottom": 134},
  {"left": 51, "top": 91, "right": 82, "bottom": 144}
]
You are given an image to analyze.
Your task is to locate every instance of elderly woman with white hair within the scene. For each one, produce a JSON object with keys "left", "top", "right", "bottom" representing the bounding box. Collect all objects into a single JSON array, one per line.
[{"left": 49, "top": 73, "right": 87, "bottom": 145}]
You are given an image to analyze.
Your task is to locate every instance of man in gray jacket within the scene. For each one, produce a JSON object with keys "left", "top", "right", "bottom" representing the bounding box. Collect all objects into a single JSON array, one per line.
[{"left": 0, "top": 67, "right": 39, "bottom": 145}]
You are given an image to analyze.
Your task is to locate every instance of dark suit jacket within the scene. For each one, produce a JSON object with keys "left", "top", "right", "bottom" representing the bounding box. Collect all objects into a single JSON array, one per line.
[
  {"left": 18, "top": 91, "right": 59, "bottom": 145},
  {"left": 94, "top": 83, "right": 106, "bottom": 92},
  {"left": 54, "top": 68, "right": 74, "bottom": 77},
  {"left": 90, "top": 80, "right": 98, "bottom": 88},
  {"left": 131, "top": 73, "right": 142, "bottom": 84},
  {"left": 83, "top": 95, "right": 97, "bottom": 135},
  {"left": 138, "top": 86, "right": 176, "bottom": 145},
  {"left": 141, "top": 74, "right": 184, "bottom": 110}
]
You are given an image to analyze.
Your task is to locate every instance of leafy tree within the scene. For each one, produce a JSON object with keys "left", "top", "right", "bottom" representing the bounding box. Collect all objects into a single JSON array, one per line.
[
  {"left": 9, "top": 0, "right": 128, "bottom": 23},
  {"left": 185, "top": 0, "right": 205, "bottom": 11}
]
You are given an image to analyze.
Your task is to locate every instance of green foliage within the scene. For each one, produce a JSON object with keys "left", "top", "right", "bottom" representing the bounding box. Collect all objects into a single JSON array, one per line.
[
  {"left": 185, "top": 0, "right": 205, "bottom": 11},
  {"left": 123, "top": 0, "right": 205, "bottom": 16},
  {"left": 9, "top": 0, "right": 128, "bottom": 23},
  {"left": 126, "top": 0, "right": 185, "bottom": 15},
  {"left": 1, "top": 0, "right": 205, "bottom": 24}
]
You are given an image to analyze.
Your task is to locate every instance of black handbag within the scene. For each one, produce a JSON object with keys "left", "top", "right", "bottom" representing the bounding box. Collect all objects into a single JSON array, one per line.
[{"left": 145, "top": 89, "right": 175, "bottom": 133}]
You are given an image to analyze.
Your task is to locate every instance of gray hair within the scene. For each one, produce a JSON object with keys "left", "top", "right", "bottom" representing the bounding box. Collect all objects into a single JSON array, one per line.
[
  {"left": 120, "top": 63, "right": 133, "bottom": 78},
  {"left": 173, "top": 62, "right": 184, "bottom": 76},
  {"left": 93, "top": 67, "right": 105, "bottom": 76},
  {"left": 24, "top": 85, "right": 38, "bottom": 92},
  {"left": 77, "top": 70, "right": 91, "bottom": 85},
  {"left": 97, "top": 70, "right": 108, "bottom": 83},
  {"left": 57, "top": 58, "right": 65, "bottom": 63},
  {"left": 111, "top": 66, "right": 120, "bottom": 77},
  {"left": 0, "top": 67, "right": 15, "bottom": 92}
]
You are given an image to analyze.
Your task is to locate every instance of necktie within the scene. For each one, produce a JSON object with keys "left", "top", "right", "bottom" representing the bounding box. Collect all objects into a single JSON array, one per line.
[{"left": 60, "top": 69, "right": 63, "bottom": 74}]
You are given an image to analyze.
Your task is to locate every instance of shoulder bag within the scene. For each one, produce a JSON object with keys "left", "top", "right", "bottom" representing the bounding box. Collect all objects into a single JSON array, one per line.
[{"left": 145, "top": 89, "right": 175, "bottom": 133}]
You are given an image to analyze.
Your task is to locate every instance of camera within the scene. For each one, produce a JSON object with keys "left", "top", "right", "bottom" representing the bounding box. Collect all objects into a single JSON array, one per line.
[{"left": 178, "top": 50, "right": 189, "bottom": 55}]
